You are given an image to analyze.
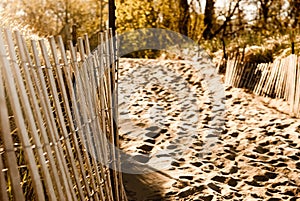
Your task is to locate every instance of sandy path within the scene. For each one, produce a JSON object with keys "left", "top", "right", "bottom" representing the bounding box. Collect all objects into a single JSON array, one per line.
[{"left": 118, "top": 58, "right": 300, "bottom": 201}]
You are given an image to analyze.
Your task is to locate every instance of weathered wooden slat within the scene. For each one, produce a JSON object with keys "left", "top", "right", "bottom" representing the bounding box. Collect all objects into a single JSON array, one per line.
[
  {"left": 254, "top": 63, "right": 267, "bottom": 95},
  {"left": 249, "top": 63, "right": 260, "bottom": 90},
  {"left": 0, "top": 29, "right": 45, "bottom": 201},
  {"left": 242, "top": 62, "right": 250, "bottom": 88},
  {"left": 49, "top": 36, "right": 96, "bottom": 201},
  {"left": 1, "top": 28, "right": 126, "bottom": 201},
  {"left": 85, "top": 35, "right": 113, "bottom": 201},
  {"left": 274, "top": 60, "right": 284, "bottom": 99},
  {"left": 261, "top": 63, "right": 273, "bottom": 97},
  {"left": 286, "top": 56, "right": 292, "bottom": 106},
  {"left": 232, "top": 56, "right": 242, "bottom": 87},
  {"left": 39, "top": 39, "right": 84, "bottom": 201},
  {"left": 272, "top": 61, "right": 281, "bottom": 97},
  {"left": 260, "top": 63, "right": 271, "bottom": 96},
  {"left": 31, "top": 39, "right": 75, "bottom": 201},
  {"left": 0, "top": 152, "right": 9, "bottom": 201},
  {"left": 77, "top": 36, "right": 105, "bottom": 201},
  {"left": 104, "top": 30, "right": 120, "bottom": 201},
  {"left": 224, "top": 60, "right": 233, "bottom": 86},
  {"left": 229, "top": 60, "right": 236, "bottom": 86},
  {"left": 15, "top": 31, "right": 66, "bottom": 201},
  {"left": 289, "top": 55, "right": 297, "bottom": 114},
  {"left": 228, "top": 60, "right": 236, "bottom": 86},
  {"left": 264, "top": 61, "right": 279, "bottom": 97},
  {"left": 109, "top": 28, "right": 126, "bottom": 201},
  {"left": 69, "top": 38, "right": 113, "bottom": 200},
  {"left": 6, "top": 29, "right": 59, "bottom": 201},
  {"left": 235, "top": 62, "right": 246, "bottom": 87},
  {"left": 0, "top": 31, "right": 24, "bottom": 201},
  {"left": 98, "top": 32, "right": 114, "bottom": 201},
  {"left": 224, "top": 54, "right": 300, "bottom": 118},
  {"left": 57, "top": 36, "right": 100, "bottom": 201},
  {"left": 296, "top": 57, "right": 300, "bottom": 116},
  {"left": 294, "top": 57, "right": 300, "bottom": 116}
]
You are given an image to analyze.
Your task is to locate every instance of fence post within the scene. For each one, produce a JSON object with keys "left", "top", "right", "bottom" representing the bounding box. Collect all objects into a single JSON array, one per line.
[
  {"left": 109, "top": 0, "right": 116, "bottom": 36},
  {"left": 108, "top": 0, "right": 121, "bottom": 196}
]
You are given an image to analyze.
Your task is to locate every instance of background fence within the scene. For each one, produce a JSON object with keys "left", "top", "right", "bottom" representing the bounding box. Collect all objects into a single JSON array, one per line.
[
  {"left": 224, "top": 54, "right": 300, "bottom": 117},
  {"left": 0, "top": 28, "right": 126, "bottom": 201}
]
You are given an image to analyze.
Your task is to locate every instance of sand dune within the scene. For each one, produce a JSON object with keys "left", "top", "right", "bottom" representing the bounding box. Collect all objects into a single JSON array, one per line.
[{"left": 118, "top": 58, "right": 300, "bottom": 201}]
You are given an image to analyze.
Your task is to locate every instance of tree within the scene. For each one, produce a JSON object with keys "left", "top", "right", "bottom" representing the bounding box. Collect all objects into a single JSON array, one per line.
[
  {"left": 116, "top": 0, "right": 157, "bottom": 32},
  {"left": 179, "top": 0, "right": 190, "bottom": 36},
  {"left": 116, "top": 0, "right": 159, "bottom": 57},
  {"left": 188, "top": 0, "right": 205, "bottom": 42},
  {"left": 203, "top": 0, "right": 242, "bottom": 39},
  {"left": 203, "top": 0, "right": 215, "bottom": 39},
  {"left": 288, "top": 0, "right": 300, "bottom": 28},
  {"left": 1, "top": 0, "right": 108, "bottom": 48},
  {"left": 258, "top": 0, "right": 272, "bottom": 26},
  {"left": 252, "top": 0, "right": 288, "bottom": 31}
]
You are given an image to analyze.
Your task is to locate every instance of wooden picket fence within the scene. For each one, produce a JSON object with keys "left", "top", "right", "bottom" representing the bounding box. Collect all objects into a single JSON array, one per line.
[
  {"left": 0, "top": 28, "right": 127, "bottom": 201},
  {"left": 224, "top": 54, "right": 300, "bottom": 117}
]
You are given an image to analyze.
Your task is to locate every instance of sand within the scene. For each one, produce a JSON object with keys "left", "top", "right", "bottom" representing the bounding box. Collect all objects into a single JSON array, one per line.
[{"left": 118, "top": 58, "right": 300, "bottom": 201}]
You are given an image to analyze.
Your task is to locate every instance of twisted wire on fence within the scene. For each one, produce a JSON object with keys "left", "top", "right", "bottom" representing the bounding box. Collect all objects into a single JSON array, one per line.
[
  {"left": 224, "top": 54, "right": 300, "bottom": 117},
  {"left": 0, "top": 28, "right": 126, "bottom": 201}
]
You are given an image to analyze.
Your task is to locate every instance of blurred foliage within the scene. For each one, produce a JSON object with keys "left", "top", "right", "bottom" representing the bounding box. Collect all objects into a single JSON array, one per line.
[
  {"left": 0, "top": 0, "right": 107, "bottom": 49},
  {"left": 0, "top": 0, "right": 299, "bottom": 60},
  {"left": 116, "top": 0, "right": 159, "bottom": 58},
  {"left": 116, "top": 0, "right": 157, "bottom": 32},
  {"left": 115, "top": 0, "right": 204, "bottom": 58}
]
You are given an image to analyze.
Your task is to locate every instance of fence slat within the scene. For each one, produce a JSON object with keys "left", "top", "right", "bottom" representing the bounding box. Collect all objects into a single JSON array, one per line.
[
  {"left": 253, "top": 63, "right": 266, "bottom": 95},
  {"left": 5, "top": 29, "right": 60, "bottom": 201},
  {"left": 297, "top": 57, "right": 300, "bottom": 116},
  {"left": 1, "top": 28, "right": 126, "bottom": 201},
  {"left": 49, "top": 36, "right": 98, "bottom": 201},
  {"left": 290, "top": 55, "right": 297, "bottom": 114},
  {"left": 109, "top": 28, "right": 126, "bottom": 201},
  {"left": 39, "top": 39, "right": 85, "bottom": 201},
  {"left": 57, "top": 36, "right": 101, "bottom": 201},
  {"left": 0, "top": 41, "right": 24, "bottom": 201},
  {"left": 0, "top": 150, "right": 9, "bottom": 201},
  {"left": 274, "top": 60, "right": 284, "bottom": 99},
  {"left": 84, "top": 36, "right": 113, "bottom": 201},
  {"left": 98, "top": 32, "right": 115, "bottom": 201},
  {"left": 294, "top": 58, "right": 300, "bottom": 116},
  {"left": 31, "top": 39, "right": 76, "bottom": 201},
  {"left": 15, "top": 31, "right": 67, "bottom": 201},
  {"left": 78, "top": 36, "right": 105, "bottom": 201},
  {"left": 104, "top": 30, "right": 120, "bottom": 201},
  {"left": 0, "top": 29, "right": 46, "bottom": 201},
  {"left": 224, "top": 53, "right": 300, "bottom": 118}
]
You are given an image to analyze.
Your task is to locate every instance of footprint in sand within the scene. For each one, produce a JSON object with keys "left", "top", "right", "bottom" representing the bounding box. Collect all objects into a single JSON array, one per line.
[{"left": 118, "top": 59, "right": 225, "bottom": 173}]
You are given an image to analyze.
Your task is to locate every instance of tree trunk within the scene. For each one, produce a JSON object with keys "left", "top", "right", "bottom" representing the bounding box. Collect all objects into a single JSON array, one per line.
[
  {"left": 289, "top": 0, "right": 300, "bottom": 28},
  {"left": 179, "top": 0, "right": 190, "bottom": 36},
  {"left": 259, "top": 0, "right": 270, "bottom": 28},
  {"left": 203, "top": 0, "right": 215, "bottom": 40}
]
